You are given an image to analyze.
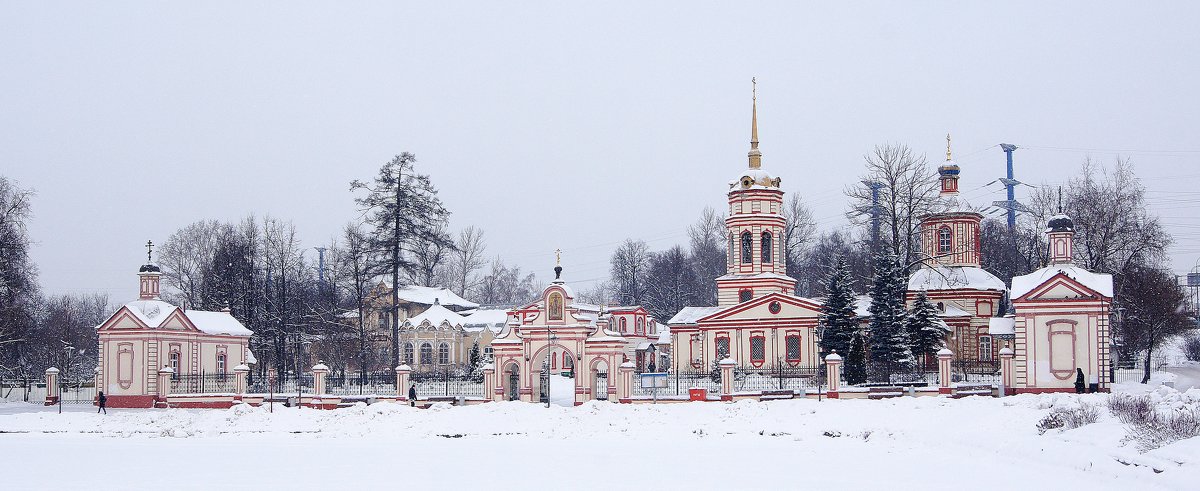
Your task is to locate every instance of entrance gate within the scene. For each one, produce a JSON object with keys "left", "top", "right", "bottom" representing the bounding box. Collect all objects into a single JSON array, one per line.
[
  {"left": 594, "top": 371, "right": 608, "bottom": 400},
  {"left": 507, "top": 366, "right": 519, "bottom": 401}
]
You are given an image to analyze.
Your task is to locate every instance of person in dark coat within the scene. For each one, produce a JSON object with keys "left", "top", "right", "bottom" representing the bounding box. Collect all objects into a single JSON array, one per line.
[
  {"left": 97, "top": 391, "right": 107, "bottom": 414},
  {"left": 1074, "top": 368, "right": 1086, "bottom": 394},
  {"left": 408, "top": 384, "right": 417, "bottom": 407}
]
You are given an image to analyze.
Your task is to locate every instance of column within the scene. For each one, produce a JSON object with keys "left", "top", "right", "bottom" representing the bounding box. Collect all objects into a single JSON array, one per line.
[
  {"left": 719, "top": 358, "right": 736, "bottom": 401},
  {"left": 618, "top": 361, "right": 635, "bottom": 403},
  {"left": 824, "top": 353, "right": 842, "bottom": 399},
  {"left": 44, "top": 367, "right": 60, "bottom": 406},
  {"left": 157, "top": 366, "right": 174, "bottom": 402},
  {"left": 999, "top": 347, "right": 1014, "bottom": 396},
  {"left": 311, "top": 362, "right": 329, "bottom": 405},
  {"left": 233, "top": 364, "right": 250, "bottom": 400},
  {"left": 937, "top": 348, "right": 954, "bottom": 395},
  {"left": 395, "top": 364, "right": 412, "bottom": 402},
  {"left": 481, "top": 363, "right": 495, "bottom": 402}
]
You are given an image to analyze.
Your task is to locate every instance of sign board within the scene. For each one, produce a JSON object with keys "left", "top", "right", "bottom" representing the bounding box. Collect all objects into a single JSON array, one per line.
[
  {"left": 1188, "top": 272, "right": 1200, "bottom": 288},
  {"left": 639, "top": 372, "right": 668, "bottom": 389}
]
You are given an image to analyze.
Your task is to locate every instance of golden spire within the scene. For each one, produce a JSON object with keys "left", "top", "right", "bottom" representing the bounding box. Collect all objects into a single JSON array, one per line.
[
  {"left": 748, "top": 77, "right": 762, "bottom": 169},
  {"left": 555, "top": 248, "right": 562, "bottom": 266},
  {"left": 945, "top": 133, "right": 953, "bottom": 161}
]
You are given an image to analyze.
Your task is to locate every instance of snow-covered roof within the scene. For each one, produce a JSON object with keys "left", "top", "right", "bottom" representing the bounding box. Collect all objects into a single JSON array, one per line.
[
  {"left": 714, "top": 272, "right": 795, "bottom": 282},
  {"left": 729, "top": 168, "right": 781, "bottom": 190},
  {"left": 545, "top": 281, "right": 576, "bottom": 299},
  {"left": 656, "top": 325, "right": 671, "bottom": 344},
  {"left": 908, "top": 266, "right": 1006, "bottom": 292},
  {"left": 406, "top": 304, "right": 466, "bottom": 328},
  {"left": 989, "top": 317, "right": 1016, "bottom": 336},
  {"left": 940, "top": 304, "right": 972, "bottom": 318},
  {"left": 1010, "top": 265, "right": 1113, "bottom": 299},
  {"left": 116, "top": 300, "right": 252, "bottom": 336},
  {"left": 184, "top": 310, "right": 254, "bottom": 336},
  {"left": 462, "top": 308, "right": 509, "bottom": 333},
  {"left": 668, "top": 306, "right": 723, "bottom": 325},
  {"left": 123, "top": 300, "right": 178, "bottom": 327},
  {"left": 390, "top": 285, "right": 479, "bottom": 309}
]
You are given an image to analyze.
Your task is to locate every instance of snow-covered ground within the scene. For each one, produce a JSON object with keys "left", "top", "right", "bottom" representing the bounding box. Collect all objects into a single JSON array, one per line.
[{"left": 1, "top": 389, "right": 1198, "bottom": 490}]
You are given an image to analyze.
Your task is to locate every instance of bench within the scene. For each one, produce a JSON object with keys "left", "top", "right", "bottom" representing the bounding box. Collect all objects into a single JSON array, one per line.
[
  {"left": 952, "top": 384, "right": 994, "bottom": 398},
  {"left": 867, "top": 386, "right": 905, "bottom": 399},
  {"left": 760, "top": 390, "right": 795, "bottom": 401}
]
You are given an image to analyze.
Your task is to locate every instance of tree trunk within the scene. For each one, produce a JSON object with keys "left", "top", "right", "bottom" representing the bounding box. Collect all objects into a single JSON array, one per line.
[{"left": 1141, "top": 340, "right": 1153, "bottom": 384}]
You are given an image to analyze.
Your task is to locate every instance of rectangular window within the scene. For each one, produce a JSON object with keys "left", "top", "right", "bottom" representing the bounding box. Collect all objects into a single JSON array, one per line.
[
  {"left": 750, "top": 336, "right": 765, "bottom": 366},
  {"left": 715, "top": 336, "right": 730, "bottom": 359},
  {"left": 785, "top": 334, "right": 801, "bottom": 362},
  {"left": 978, "top": 335, "right": 993, "bottom": 362}
]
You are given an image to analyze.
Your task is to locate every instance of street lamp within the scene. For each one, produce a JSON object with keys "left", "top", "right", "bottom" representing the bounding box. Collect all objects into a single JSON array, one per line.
[
  {"left": 60, "top": 344, "right": 76, "bottom": 414},
  {"left": 546, "top": 328, "right": 557, "bottom": 408}
]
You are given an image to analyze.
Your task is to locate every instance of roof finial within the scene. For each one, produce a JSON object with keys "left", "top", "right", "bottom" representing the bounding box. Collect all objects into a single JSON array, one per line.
[
  {"left": 145, "top": 240, "right": 154, "bottom": 263},
  {"left": 748, "top": 77, "right": 762, "bottom": 169},
  {"left": 555, "top": 248, "right": 562, "bottom": 266},
  {"left": 945, "top": 133, "right": 953, "bottom": 161}
]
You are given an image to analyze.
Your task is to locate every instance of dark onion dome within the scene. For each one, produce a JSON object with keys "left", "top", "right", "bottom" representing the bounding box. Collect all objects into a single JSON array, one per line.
[
  {"left": 139, "top": 264, "right": 161, "bottom": 273},
  {"left": 1047, "top": 214, "right": 1075, "bottom": 233},
  {"left": 938, "top": 163, "right": 960, "bottom": 176}
]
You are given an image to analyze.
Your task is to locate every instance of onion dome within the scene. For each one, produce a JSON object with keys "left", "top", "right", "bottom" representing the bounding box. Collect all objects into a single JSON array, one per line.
[
  {"left": 1047, "top": 214, "right": 1075, "bottom": 233},
  {"left": 139, "top": 264, "right": 161, "bottom": 273}
]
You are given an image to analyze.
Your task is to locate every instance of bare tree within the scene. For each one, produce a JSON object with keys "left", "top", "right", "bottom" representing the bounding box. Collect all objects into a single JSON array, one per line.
[
  {"left": 447, "top": 226, "right": 487, "bottom": 297},
  {"left": 792, "top": 230, "right": 872, "bottom": 297},
  {"left": 845, "top": 144, "right": 939, "bottom": 268},
  {"left": 643, "top": 246, "right": 701, "bottom": 321},
  {"left": 577, "top": 280, "right": 614, "bottom": 306},
  {"left": 0, "top": 177, "right": 38, "bottom": 366},
  {"left": 407, "top": 224, "right": 452, "bottom": 287},
  {"left": 609, "top": 239, "right": 650, "bottom": 305},
  {"left": 158, "top": 219, "right": 225, "bottom": 308},
  {"left": 475, "top": 256, "right": 538, "bottom": 307},
  {"left": 783, "top": 194, "right": 817, "bottom": 288},
  {"left": 1116, "top": 266, "right": 1194, "bottom": 383},
  {"left": 687, "top": 207, "right": 726, "bottom": 305},
  {"left": 337, "top": 223, "right": 378, "bottom": 371}
]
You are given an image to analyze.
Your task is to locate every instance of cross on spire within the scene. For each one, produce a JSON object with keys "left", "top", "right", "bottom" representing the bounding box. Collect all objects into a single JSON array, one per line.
[
  {"left": 946, "top": 133, "right": 953, "bottom": 161},
  {"left": 748, "top": 77, "right": 762, "bottom": 169},
  {"left": 145, "top": 240, "right": 154, "bottom": 263},
  {"left": 555, "top": 248, "right": 562, "bottom": 266}
]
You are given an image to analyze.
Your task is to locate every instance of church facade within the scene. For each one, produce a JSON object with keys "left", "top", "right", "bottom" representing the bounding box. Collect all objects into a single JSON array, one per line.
[{"left": 668, "top": 85, "right": 824, "bottom": 373}]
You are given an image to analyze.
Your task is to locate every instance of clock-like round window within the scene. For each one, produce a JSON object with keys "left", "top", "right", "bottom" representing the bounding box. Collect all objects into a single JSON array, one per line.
[
  {"left": 742, "top": 177, "right": 753, "bottom": 187},
  {"left": 768, "top": 301, "right": 781, "bottom": 314}
]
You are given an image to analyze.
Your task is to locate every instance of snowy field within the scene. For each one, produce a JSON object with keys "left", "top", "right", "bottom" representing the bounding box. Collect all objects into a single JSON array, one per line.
[{"left": 2, "top": 388, "right": 1198, "bottom": 491}]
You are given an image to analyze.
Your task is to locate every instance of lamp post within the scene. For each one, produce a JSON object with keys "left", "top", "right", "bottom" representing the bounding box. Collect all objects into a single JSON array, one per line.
[
  {"left": 546, "top": 328, "right": 557, "bottom": 408},
  {"left": 60, "top": 345, "right": 75, "bottom": 414}
]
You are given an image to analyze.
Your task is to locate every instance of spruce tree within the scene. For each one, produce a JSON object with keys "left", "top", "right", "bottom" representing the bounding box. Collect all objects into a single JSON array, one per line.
[
  {"left": 905, "top": 291, "right": 950, "bottom": 367},
  {"left": 819, "top": 256, "right": 858, "bottom": 358},
  {"left": 844, "top": 329, "right": 868, "bottom": 385},
  {"left": 867, "top": 251, "right": 913, "bottom": 368}
]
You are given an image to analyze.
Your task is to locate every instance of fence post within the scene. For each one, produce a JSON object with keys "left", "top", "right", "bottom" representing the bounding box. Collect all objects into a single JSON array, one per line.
[
  {"left": 719, "top": 357, "right": 736, "bottom": 401},
  {"left": 311, "top": 361, "right": 329, "bottom": 399},
  {"left": 395, "top": 364, "right": 411, "bottom": 403},
  {"left": 233, "top": 364, "right": 250, "bottom": 400},
  {"left": 44, "top": 367, "right": 60, "bottom": 406},
  {"left": 482, "top": 363, "right": 495, "bottom": 402},
  {"left": 998, "top": 347, "right": 1014, "bottom": 396},
  {"left": 937, "top": 348, "right": 954, "bottom": 395},
  {"left": 618, "top": 361, "right": 635, "bottom": 403},
  {"left": 824, "top": 353, "right": 842, "bottom": 399},
  {"left": 157, "top": 366, "right": 174, "bottom": 405}
]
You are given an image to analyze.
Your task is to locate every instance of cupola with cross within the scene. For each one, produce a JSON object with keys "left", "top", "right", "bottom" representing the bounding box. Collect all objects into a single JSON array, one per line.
[
  {"left": 918, "top": 134, "right": 984, "bottom": 268},
  {"left": 716, "top": 79, "right": 796, "bottom": 306}
]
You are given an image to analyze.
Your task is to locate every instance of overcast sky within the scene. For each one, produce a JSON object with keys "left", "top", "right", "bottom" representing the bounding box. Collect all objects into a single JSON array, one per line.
[{"left": 4, "top": 2, "right": 1200, "bottom": 301}]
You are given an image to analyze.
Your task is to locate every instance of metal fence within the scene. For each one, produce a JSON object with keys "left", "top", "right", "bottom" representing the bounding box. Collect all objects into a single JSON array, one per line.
[
  {"left": 246, "top": 371, "right": 314, "bottom": 395},
  {"left": 410, "top": 368, "right": 485, "bottom": 398},
  {"left": 632, "top": 370, "right": 722, "bottom": 397},
  {"left": 858, "top": 361, "right": 938, "bottom": 386},
  {"left": 949, "top": 361, "right": 1001, "bottom": 385},
  {"left": 172, "top": 373, "right": 237, "bottom": 394},
  {"left": 1, "top": 380, "right": 95, "bottom": 404},
  {"left": 735, "top": 365, "right": 823, "bottom": 392},
  {"left": 325, "top": 370, "right": 399, "bottom": 396}
]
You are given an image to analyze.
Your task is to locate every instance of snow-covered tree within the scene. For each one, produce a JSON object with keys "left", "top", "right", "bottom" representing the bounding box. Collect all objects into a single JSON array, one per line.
[
  {"left": 844, "top": 329, "right": 867, "bottom": 386},
  {"left": 867, "top": 251, "right": 912, "bottom": 367},
  {"left": 818, "top": 257, "right": 857, "bottom": 357},
  {"left": 609, "top": 239, "right": 650, "bottom": 305},
  {"left": 905, "top": 291, "right": 950, "bottom": 365},
  {"left": 687, "top": 207, "right": 726, "bottom": 306},
  {"left": 0, "top": 176, "right": 38, "bottom": 371}
]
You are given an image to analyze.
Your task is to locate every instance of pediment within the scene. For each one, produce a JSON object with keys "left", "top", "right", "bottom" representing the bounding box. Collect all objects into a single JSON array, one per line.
[
  {"left": 1018, "top": 273, "right": 1104, "bottom": 301},
  {"left": 699, "top": 293, "right": 823, "bottom": 323},
  {"left": 160, "top": 309, "right": 197, "bottom": 331},
  {"left": 98, "top": 308, "right": 149, "bottom": 331}
]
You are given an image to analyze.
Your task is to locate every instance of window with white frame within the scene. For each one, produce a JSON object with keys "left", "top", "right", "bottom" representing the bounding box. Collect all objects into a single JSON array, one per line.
[
  {"left": 438, "top": 342, "right": 450, "bottom": 365},
  {"left": 403, "top": 342, "right": 415, "bottom": 365},
  {"left": 978, "top": 335, "right": 993, "bottom": 362},
  {"left": 216, "top": 353, "right": 226, "bottom": 374},
  {"left": 938, "top": 227, "right": 952, "bottom": 254}
]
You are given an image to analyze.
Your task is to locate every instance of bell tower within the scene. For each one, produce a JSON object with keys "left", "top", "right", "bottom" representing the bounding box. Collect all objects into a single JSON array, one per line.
[
  {"left": 715, "top": 79, "right": 796, "bottom": 306},
  {"left": 919, "top": 134, "right": 983, "bottom": 268}
]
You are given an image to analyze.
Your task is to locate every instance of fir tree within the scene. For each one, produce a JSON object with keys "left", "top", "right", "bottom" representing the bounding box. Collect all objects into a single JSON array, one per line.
[
  {"left": 709, "top": 345, "right": 729, "bottom": 383},
  {"left": 905, "top": 291, "right": 950, "bottom": 366},
  {"left": 844, "top": 329, "right": 868, "bottom": 385},
  {"left": 867, "top": 251, "right": 912, "bottom": 368},
  {"left": 819, "top": 256, "right": 858, "bottom": 357}
]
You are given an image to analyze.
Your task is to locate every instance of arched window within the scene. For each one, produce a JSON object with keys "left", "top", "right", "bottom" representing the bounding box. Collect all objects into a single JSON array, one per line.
[
  {"left": 761, "top": 232, "right": 773, "bottom": 264},
  {"left": 715, "top": 336, "right": 730, "bottom": 358},
  {"left": 785, "top": 333, "right": 801, "bottom": 363},
  {"left": 419, "top": 343, "right": 433, "bottom": 365},
  {"left": 750, "top": 335, "right": 766, "bottom": 366},
  {"left": 739, "top": 289, "right": 753, "bottom": 303},
  {"left": 741, "top": 231, "right": 753, "bottom": 264},
  {"left": 551, "top": 352, "right": 558, "bottom": 370},
  {"left": 378, "top": 311, "right": 388, "bottom": 330},
  {"left": 938, "top": 226, "right": 952, "bottom": 254},
  {"left": 635, "top": 318, "right": 644, "bottom": 335},
  {"left": 548, "top": 292, "right": 564, "bottom": 321},
  {"left": 403, "top": 342, "right": 415, "bottom": 365},
  {"left": 563, "top": 355, "right": 574, "bottom": 370},
  {"left": 437, "top": 342, "right": 450, "bottom": 365},
  {"left": 619, "top": 318, "right": 627, "bottom": 333}
]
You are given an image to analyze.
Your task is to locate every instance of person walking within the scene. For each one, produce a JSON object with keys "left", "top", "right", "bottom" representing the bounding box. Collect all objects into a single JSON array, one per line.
[
  {"left": 408, "top": 383, "right": 417, "bottom": 407},
  {"left": 1074, "top": 368, "right": 1086, "bottom": 394},
  {"left": 97, "top": 391, "right": 107, "bottom": 414}
]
